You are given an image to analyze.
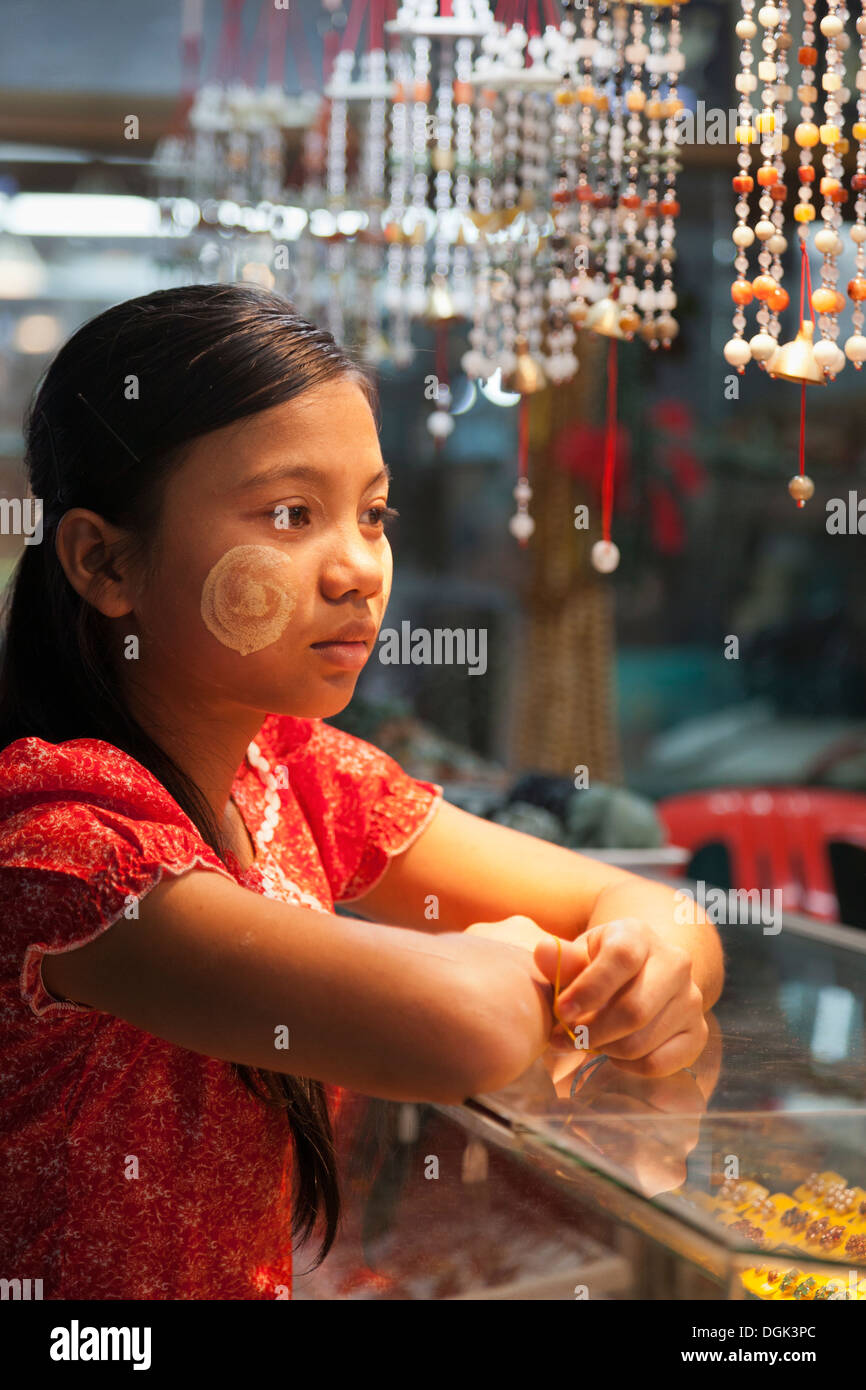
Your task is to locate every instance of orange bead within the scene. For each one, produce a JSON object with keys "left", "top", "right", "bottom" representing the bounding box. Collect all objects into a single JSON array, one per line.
[
  {"left": 853, "top": 122, "right": 866, "bottom": 142},
  {"left": 830, "top": 187, "right": 848, "bottom": 203},
  {"left": 659, "top": 199, "right": 681, "bottom": 217},
  {"left": 795, "top": 123, "right": 819, "bottom": 147},
  {"left": 798, "top": 165, "right": 815, "bottom": 183},
  {"left": 452, "top": 81, "right": 474, "bottom": 105},
  {"left": 620, "top": 193, "right": 642, "bottom": 209},
  {"left": 413, "top": 80, "right": 432, "bottom": 102},
  {"left": 848, "top": 278, "right": 866, "bottom": 302},
  {"left": 770, "top": 184, "right": 787, "bottom": 201},
  {"left": 732, "top": 279, "right": 755, "bottom": 305},
  {"left": 733, "top": 174, "right": 754, "bottom": 193},
  {"left": 853, "top": 173, "right": 866, "bottom": 192},
  {"left": 757, "top": 166, "right": 779, "bottom": 186},
  {"left": 834, "top": 290, "right": 846, "bottom": 313},
  {"left": 810, "top": 287, "right": 838, "bottom": 313},
  {"left": 798, "top": 46, "right": 818, "bottom": 66},
  {"left": 768, "top": 285, "right": 789, "bottom": 311},
  {"left": 820, "top": 177, "right": 841, "bottom": 196},
  {"left": 752, "top": 274, "right": 778, "bottom": 301},
  {"left": 794, "top": 204, "right": 815, "bottom": 221}
]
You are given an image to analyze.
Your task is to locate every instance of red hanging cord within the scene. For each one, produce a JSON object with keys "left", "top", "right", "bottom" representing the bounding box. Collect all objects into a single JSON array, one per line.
[
  {"left": 266, "top": 1, "right": 290, "bottom": 87},
  {"left": 341, "top": 0, "right": 369, "bottom": 55},
  {"left": 601, "top": 338, "right": 618, "bottom": 543},
  {"left": 215, "top": 0, "right": 246, "bottom": 85},
  {"left": 433, "top": 322, "right": 449, "bottom": 456},
  {"left": 796, "top": 237, "right": 816, "bottom": 498},
  {"left": 516, "top": 396, "right": 531, "bottom": 548}
]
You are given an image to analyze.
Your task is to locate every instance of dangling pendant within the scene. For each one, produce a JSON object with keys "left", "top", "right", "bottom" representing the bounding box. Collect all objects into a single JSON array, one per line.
[
  {"left": 508, "top": 476, "right": 535, "bottom": 545},
  {"left": 591, "top": 539, "right": 621, "bottom": 573},
  {"left": 788, "top": 474, "right": 815, "bottom": 507}
]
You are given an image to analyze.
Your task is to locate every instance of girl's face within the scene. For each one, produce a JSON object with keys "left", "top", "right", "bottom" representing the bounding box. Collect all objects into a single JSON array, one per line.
[{"left": 128, "top": 377, "right": 394, "bottom": 721}]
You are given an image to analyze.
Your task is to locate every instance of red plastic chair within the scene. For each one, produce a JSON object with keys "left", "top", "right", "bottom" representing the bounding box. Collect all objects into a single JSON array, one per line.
[{"left": 656, "top": 788, "right": 866, "bottom": 922}]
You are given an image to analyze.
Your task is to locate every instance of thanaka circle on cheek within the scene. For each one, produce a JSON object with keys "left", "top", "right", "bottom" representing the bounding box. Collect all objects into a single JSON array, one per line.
[{"left": 200, "top": 544, "right": 298, "bottom": 656}]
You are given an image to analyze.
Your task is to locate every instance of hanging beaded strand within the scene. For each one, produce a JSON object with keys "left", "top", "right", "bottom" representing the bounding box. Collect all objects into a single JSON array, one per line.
[
  {"left": 643, "top": 6, "right": 667, "bottom": 350},
  {"left": 811, "top": 0, "right": 848, "bottom": 377},
  {"left": 655, "top": 3, "right": 683, "bottom": 348},
  {"left": 847, "top": 0, "right": 866, "bottom": 366},
  {"left": 765, "top": 0, "right": 791, "bottom": 349},
  {"left": 748, "top": 0, "right": 784, "bottom": 364}
]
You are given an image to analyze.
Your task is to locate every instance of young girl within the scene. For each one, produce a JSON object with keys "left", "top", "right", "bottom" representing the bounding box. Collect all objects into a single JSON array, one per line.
[{"left": 0, "top": 284, "right": 722, "bottom": 1300}]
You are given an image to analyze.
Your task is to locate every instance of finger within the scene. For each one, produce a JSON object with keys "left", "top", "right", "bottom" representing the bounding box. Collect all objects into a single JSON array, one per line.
[
  {"left": 578, "top": 953, "right": 692, "bottom": 1053},
  {"left": 555, "top": 920, "right": 651, "bottom": 1020},
  {"left": 600, "top": 988, "right": 692, "bottom": 1061},
  {"left": 605, "top": 1016, "right": 710, "bottom": 1079},
  {"left": 533, "top": 934, "right": 588, "bottom": 991}
]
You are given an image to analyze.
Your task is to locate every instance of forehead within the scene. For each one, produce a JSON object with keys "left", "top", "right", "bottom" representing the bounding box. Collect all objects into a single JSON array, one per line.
[{"left": 174, "top": 379, "right": 384, "bottom": 497}]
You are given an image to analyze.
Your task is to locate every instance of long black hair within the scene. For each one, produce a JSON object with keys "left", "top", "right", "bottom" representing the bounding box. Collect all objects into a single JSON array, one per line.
[{"left": 0, "top": 282, "right": 380, "bottom": 1270}]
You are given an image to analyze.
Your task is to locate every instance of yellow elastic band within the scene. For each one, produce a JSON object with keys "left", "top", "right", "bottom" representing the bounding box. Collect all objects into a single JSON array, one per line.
[{"left": 553, "top": 934, "right": 598, "bottom": 1055}]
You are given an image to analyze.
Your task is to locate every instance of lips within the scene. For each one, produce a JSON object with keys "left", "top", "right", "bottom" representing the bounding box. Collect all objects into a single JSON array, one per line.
[{"left": 310, "top": 624, "right": 377, "bottom": 647}]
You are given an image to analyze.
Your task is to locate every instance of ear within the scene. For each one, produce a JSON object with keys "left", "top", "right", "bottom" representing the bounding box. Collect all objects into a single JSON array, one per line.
[{"left": 54, "top": 508, "right": 138, "bottom": 618}]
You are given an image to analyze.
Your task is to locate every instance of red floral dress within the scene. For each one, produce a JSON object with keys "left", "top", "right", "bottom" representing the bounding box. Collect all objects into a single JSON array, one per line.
[{"left": 0, "top": 714, "right": 442, "bottom": 1300}]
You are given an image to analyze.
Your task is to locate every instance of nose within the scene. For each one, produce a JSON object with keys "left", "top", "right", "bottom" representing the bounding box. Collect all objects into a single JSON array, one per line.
[{"left": 320, "top": 524, "right": 389, "bottom": 600}]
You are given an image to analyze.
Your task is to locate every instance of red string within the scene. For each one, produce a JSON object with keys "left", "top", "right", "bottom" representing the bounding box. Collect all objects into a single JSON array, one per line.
[
  {"left": 341, "top": 0, "right": 368, "bottom": 56},
  {"left": 797, "top": 238, "right": 815, "bottom": 494},
  {"left": 370, "top": 0, "right": 384, "bottom": 52},
  {"left": 601, "top": 338, "right": 618, "bottom": 543},
  {"left": 267, "top": 1, "right": 289, "bottom": 87},
  {"left": 215, "top": 0, "right": 246, "bottom": 84}
]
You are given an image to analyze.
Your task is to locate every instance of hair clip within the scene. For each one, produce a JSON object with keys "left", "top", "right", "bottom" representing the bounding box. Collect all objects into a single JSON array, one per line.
[
  {"left": 76, "top": 391, "right": 141, "bottom": 464},
  {"left": 39, "top": 408, "right": 67, "bottom": 505}
]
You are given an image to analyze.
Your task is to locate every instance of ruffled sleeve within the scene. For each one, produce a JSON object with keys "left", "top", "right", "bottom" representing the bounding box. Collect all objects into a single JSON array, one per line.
[
  {"left": 263, "top": 717, "right": 443, "bottom": 903},
  {"left": 0, "top": 736, "right": 236, "bottom": 1019}
]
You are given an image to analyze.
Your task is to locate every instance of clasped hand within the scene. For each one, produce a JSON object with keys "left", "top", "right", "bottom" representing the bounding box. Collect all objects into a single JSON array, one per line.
[{"left": 466, "top": 915, "right": 708, "bottom": 1078}]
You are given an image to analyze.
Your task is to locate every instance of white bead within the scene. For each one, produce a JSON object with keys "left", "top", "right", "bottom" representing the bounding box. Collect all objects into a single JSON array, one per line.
[
  {"left": 755, "top": 219, "right": 776, "bottom": 240},
  {"left": 820, "top": 14, "right": 843, "bottom": 37},
  {"left": 844, "top": 333, "right": 866, "bottom": 362},
  {"left": 591, "top": 539, "right": 620, "bottom": 574},
  {"left": 508, "top": 511, "right": 535, "bottom": 542},
  {"left": 426, "top": 410, "right": 454, "bottom": 439},
  {"left": 736, "top": 18, "right": 757, "bottom": 37},
  {"left": 724, "top": 337, "right": 752, "bottom": 366},
  {"left": 766, "top": 234, "right": 787, "bottom": 255},
  {"left": 749, "top": 331, "right": 777, "bottom": 361},
  {"left": 814, "top": 228, "right": 843, "bottom": 255},
  {"left": 850, "top": 224, "right": 866, "bottom": 244},
  {"left": 733, "top": 225, "right": 755, "bottom": 247}
]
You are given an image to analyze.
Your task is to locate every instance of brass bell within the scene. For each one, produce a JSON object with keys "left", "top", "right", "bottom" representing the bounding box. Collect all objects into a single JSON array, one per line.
[
  {"left": 503, "top": 338, "right": 548, "bottom": 394},
  {"left": 424, "top": 275, "right": 458, "bottom": 323},
  {"left": 584, "top": 296, "right": 626, "bottom": 339},
  {"left": 766, "top": 319, "right": 826, "bottom": 385}
]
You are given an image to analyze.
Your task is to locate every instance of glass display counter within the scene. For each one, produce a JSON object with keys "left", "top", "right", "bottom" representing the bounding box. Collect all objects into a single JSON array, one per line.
[{"left": 294, "top": 899, "right": 866, "bottom": 1301}]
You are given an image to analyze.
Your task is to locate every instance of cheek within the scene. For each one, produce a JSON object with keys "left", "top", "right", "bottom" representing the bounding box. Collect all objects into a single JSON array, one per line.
[
  {"left": 200, "top": 545, "right": 299, "bottom": 656},
  {"left": 381, "top": 541, "right": 394, "bottom": 606}
]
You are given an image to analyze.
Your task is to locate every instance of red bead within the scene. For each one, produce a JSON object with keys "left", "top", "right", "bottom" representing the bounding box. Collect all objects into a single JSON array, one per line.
[
  {"left": 798, "top": 165, "right": 815, "bottom": 183},
  {"left": 658, "top": 199, "right": 681, "bottom": 217},
  {"left": 770, "top": 184, "right": 787, "bottom": 201},
  {"left": 620, "top": 193, "right": 642, "bottom": 209},
  {"left": 852, "top": 173, "right": 866, "bottom": 192},
  {"left": 757, "top": 167, "right": 779, "bottom": 186},
  {"left": 592, "top": 192, "right": 612, "bottom": 208},
  {"left": 831, "top": 188, "right": 848, "bottom": 203},
  {"left": 733, "top": 174, "right": 754, "bottom": 193},
  {"left": 768, "top": 285, "right": 789, "bottom": 312},
  {"left": 798, "top": 46, "right": 818, "bottom": 66},
  {"left": 575, "top": 185, "right": 594, "bottom": 202}
]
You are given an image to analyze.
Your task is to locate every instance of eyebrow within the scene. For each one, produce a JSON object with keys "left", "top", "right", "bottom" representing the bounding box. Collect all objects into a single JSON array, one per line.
[{"left": 231, "top": 461, "right": 392, "bottom": 494}]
